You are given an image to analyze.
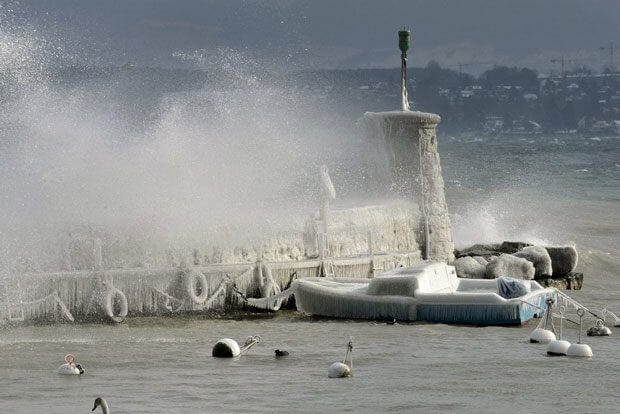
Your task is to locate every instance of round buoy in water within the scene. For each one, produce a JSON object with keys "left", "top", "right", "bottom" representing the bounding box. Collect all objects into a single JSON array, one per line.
[
  {"left": 212, "top": 338, "right": 241, "bottom": 358},
  {"left": 328, "top": 362, "right": 351, "bottom": 378},
  {"left": 587, "top": 320, "right": 612, "bottom": 336},
  {"left": 530, "top": 328, "right": 556, "bottom": 344},
  {"left": 546, "top": 340, "right": 571, "bottom": 356},
  {"left": 567, "top": 343, "right": 593, "bottom": 358}
]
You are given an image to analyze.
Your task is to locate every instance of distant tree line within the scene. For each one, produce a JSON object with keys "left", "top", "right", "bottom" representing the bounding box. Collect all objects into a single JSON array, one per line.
[
  {"left": 406, "top": 61, "right": 619, "bottom": 134},
  {"left": 297, "top": 62, "right": 620, "bottom": 134}
]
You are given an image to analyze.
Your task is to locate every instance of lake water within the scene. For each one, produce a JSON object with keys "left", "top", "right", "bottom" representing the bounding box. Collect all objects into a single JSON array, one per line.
[{"left": 1, "top": 133, "right": 619, "bottom": 413}]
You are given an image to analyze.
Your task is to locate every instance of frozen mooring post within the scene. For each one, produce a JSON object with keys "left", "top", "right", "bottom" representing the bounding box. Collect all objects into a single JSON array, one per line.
[{"left": 361, "top": 29, "right": 454, "bottom": 263}]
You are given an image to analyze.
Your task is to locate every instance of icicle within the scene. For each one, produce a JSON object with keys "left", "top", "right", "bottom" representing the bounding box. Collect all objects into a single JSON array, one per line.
[{"left": 246, "top": 284, "right": 297, "bottom": 310}]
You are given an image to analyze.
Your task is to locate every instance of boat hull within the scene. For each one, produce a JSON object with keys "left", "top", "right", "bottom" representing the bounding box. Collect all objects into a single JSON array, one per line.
[
  {"left": 416, "top": 295, "right": 546, "bottom": 326},
  {"left": 294, "top": 276, "right": 550, "bottom": 326}
]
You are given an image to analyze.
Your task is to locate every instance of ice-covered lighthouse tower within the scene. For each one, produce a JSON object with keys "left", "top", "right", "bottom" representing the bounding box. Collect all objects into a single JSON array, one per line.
[{"left": 362, "top": 29, "right": 454, "bottom": 262}]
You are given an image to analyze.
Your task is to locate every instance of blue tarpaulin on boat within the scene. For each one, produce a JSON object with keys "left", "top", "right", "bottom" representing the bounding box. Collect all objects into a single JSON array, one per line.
[{"left": 497, "top": 277, "right": 530, "bottom": 299}]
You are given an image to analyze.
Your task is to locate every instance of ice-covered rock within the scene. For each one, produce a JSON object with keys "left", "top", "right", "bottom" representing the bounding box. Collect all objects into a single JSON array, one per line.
[
  {"left": 514, "top": 246, "right": 553, "bottom": 277},
  {"left": 454, "top": 243, "right": 500, "bottom": 258},
  {"left": 486, "top": 254, "right": 535, "bottom": 280},
  {"left": 544, "top": 246, "right": 578, "bottom": 276},
  {"left": 472, "top": 256, "right": 488, "bottom": 266},
  {"left": 498, "top": 241, "right": 532, "bottom": 254},
  {"left": 454, "top": 256, "right": 487, "bottom": 279}
]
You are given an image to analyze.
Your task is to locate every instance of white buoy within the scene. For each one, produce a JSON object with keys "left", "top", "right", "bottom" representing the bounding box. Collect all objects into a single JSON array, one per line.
[
  {"left": 212, "top": 335, "right": 261, "bottom": 358},
  {"left": 547, "top": 339, "right": 571, "bottom": 356},
  {"left": 328, "top": 362, "right": 351, "bottom": 378},
  {"left": 57, "top": 354, "right": 84, "bottom": 375},
  {"left": 328, "top": 337, "right": 353, "bottom": 378},
  {"left": 567, "top": 343, "right": 593, "bottom": 358},
  {"left": 530, "top": 328, "right": 556, "bottom": 344},
  {"left": 530, "top": 297, "right": 556, "bottom": 343},
  {"left": 567, "top": 308, "right": 593, "bottom": 358},
  {"left": 547, "top": 306, "right": 571, "bottom": 356},
  {"left": 212, "top": 338, "right": 241, "bottom": 358},
  {"left": 587, "top": 319, "right": 612, "bottom": 336}
]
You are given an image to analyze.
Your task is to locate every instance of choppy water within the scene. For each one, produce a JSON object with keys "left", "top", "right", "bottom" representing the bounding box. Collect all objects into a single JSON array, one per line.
[
  {"left": 1, "top": 307, "right": 619, "bottom": 414},
  {"left": 1, "top": 133, "right": 619, "bottom": 413}
]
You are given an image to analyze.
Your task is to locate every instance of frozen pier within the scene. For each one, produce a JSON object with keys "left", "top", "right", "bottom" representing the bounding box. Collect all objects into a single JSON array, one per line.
[
  {"left": 1, "top": 29, "right": 456, "bottom": 325},
  {"left": 1, "top": 107, "right": 453, "bottom": 325},
  {"left": 1, "top": 251, "right": 422, "bottom": 324}
]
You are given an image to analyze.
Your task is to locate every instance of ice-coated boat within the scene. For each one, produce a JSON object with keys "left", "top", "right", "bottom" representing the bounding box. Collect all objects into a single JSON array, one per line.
[{"left": 249, "top": 262, "right": 554, "bottom": 326}]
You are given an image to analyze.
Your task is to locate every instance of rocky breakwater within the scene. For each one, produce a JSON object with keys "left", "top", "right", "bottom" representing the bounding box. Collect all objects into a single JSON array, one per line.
[{"left": 452, "top": 241, "right": 582, "bottom": 290}]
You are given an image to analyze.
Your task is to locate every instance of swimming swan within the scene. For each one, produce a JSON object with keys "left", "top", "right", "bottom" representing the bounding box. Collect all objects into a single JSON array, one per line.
[
  {"left": 57, "top": 354, "right": 84, "bottom": 375},
  {"left": 92, "top": 397, "right": 110, "bottom": 413}
]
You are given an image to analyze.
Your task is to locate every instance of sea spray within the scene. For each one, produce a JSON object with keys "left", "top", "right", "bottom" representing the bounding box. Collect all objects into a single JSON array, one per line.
[{"left": 0, "top": 19, "right": 403, "bottom": 273}]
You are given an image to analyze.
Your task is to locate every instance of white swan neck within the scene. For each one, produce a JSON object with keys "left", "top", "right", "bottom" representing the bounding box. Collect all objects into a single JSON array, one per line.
[{"left": 100, "top": 399, "right": 110, "bottom": 414}]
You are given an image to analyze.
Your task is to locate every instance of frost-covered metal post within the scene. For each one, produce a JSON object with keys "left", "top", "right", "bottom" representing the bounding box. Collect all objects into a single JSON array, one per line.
[
  {"left": 399, "top": 29, "right": 411, "bottom": 111},
  {"left": 318, "top": 165, "right": 336, "bottom": 260}
]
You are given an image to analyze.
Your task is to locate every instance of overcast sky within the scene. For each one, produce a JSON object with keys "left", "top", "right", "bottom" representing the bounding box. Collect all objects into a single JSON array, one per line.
[{"left": 12, "top": 0, "right": 620, "bottom": 73}]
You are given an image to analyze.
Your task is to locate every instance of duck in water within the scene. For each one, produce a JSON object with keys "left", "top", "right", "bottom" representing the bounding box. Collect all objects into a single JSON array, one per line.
[{"left": 274, "top": 349, "right": 289, "bottom": 357}]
